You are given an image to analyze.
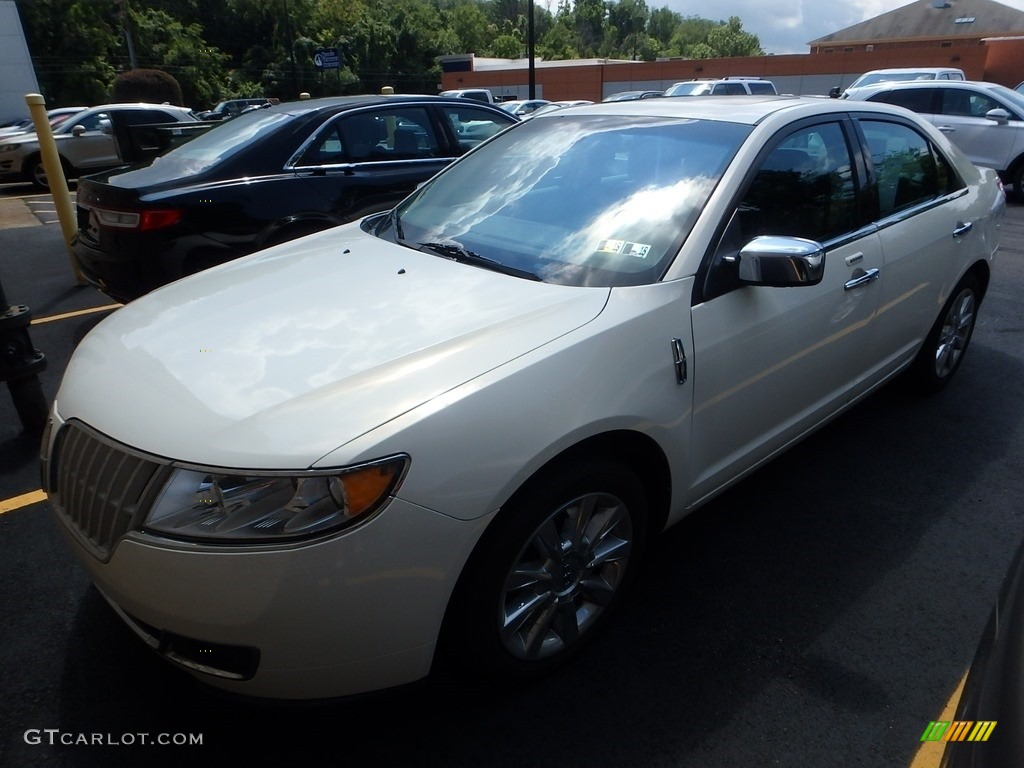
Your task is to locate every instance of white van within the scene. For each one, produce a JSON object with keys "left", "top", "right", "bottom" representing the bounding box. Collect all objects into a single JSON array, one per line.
[
  {"left": 833, "top": 67, "right": 965, "bottom": 98},
  {"left": 438, "top": 88, "right": 496, "bottom": 105}
]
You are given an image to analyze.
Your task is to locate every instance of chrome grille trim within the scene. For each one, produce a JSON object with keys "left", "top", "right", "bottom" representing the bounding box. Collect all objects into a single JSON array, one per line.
[{"left": 51, "top": 421, "right": 173, "bottom": 562}]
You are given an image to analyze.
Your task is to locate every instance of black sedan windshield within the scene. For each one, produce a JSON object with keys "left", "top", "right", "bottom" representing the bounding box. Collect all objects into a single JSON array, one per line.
[{"left": 377, "top": 114, "right": 749, "bottom": 287}]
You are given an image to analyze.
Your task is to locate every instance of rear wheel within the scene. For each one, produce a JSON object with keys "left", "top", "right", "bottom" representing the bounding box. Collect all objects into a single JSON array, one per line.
[
  {"left": 441, "top": 460, "right": 647, "bottom": 680},
  {"left": 908, "top": 273, "right": 981, "bottom": 393}
]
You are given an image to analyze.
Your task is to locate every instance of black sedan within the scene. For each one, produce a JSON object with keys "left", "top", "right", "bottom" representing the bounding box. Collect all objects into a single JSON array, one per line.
[{"left": 72, "top": 95, "right": 518, "bottom": 301}]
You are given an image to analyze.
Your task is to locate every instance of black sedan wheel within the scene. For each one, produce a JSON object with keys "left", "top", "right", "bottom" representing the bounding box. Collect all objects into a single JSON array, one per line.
[{"left": 443, "top": 460, "right": 647, "bottom": 678}]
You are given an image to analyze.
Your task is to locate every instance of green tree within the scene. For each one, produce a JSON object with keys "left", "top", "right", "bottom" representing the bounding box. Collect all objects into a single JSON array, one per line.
[
  {"left": 694, "top": 16, "right": 763, "bottom": 58},
  {"left": 129, "top": 7, "right": 230, "bottom": 108}
]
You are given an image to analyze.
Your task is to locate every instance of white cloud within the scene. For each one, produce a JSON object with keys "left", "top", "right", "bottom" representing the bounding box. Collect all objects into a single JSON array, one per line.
[{"left": 655, "top": 0, "right": 1024, "bottom": 54}]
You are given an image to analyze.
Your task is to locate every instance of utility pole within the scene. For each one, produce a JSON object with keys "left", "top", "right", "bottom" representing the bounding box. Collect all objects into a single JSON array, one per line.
[
  {"left": 528, "top": 0, "right": 536, "bottom": 99},
  {"left": 282, "top": 0, "right": 300, "bottom": 98},
  {"left": 119, "top": 0, "right": 137, "bottom": 69}
]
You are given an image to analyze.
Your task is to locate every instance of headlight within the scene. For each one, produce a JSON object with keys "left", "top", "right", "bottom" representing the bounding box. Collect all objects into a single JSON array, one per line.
[
  {"left": 143, "top": 455, "right": 408, "bottom": 544},
  {"left": 0, "top": 143, "right": 22, "bottom": 153}
]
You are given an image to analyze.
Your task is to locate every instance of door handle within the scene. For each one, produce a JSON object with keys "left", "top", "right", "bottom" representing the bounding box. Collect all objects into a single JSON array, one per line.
[
  {"left": 937, "top": 125, "right": 956, "bottom": 133},
  {"left": 953, "top": 221, "right": 973, "bottom": 238},
  {"left": 844, "top": 267, "right": 880, "bottom": 291}
]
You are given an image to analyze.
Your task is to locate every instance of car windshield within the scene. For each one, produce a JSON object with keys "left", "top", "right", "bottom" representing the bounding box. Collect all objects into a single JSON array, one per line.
[
  {"left": 665, "top": 83, "right": 712, "bottom": 97},
  {"left": 375, "top": 114, "right": 749, "bottom": 287},
  {"left": 852, "top": 71, "right": 939, "bottom": 87},
  {"left": 125, "top": 109, "right": 293, "bottom": 179},
  {"left": 987, "top": 83, "right": 1024, "bottom": 113}
]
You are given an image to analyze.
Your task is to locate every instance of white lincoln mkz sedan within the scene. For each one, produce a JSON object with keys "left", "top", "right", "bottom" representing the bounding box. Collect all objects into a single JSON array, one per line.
[{"left": 43, "top": 96, "right": 1005, "bottom": 699}]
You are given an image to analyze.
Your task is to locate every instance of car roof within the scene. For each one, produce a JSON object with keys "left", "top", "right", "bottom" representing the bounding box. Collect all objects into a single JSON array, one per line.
[
  {"left": 846, "top": 79, "right": 1011, "bottom": 97},
  {"left": 529, "top": 94, "right": 924, "bottom": 126},
  {"left": 862, "top": 67, "right": 961, "bottom": 74},
  {"left": 260, "top": 94, "right": 511, "bottom": 118}
]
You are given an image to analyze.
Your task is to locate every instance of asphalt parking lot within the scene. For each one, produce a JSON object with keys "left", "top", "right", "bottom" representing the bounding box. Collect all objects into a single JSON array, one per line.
[{"left": 1, "top": 182, "right": 1022, "bottom": 768}]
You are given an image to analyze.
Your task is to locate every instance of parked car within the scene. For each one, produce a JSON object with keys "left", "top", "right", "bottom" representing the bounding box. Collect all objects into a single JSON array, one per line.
[
  {"left": 1015, "top": 81, "right": 1024, "bottom": 95},
  {"left": 44, "top": 96, "right": 1004, "bottom": 701},
  {"left": 438, "top": 88, "right": 496, "bottom": 104},
  {"left": 834, "top": 66, "right": 966, "bottom": 99},
  {"left": 941, "top": 533, "right": 1024, "bottom": 767},
  {"left": 196, "top": 98, "right": 278, "bottom": 121},
  {"left": 0, "top": 103, "right": 197, "bottom": 190},
  {"left": 664, "top": 78, "right": 777, "bottom": 96},
  {"left": 845, "top": 79, "right": 1024, "bottom": 197},
  {"left": 521, "top": 100, "right": 594, "bottom": 119},
  {"left": 72, "top": 95, "right": 518, "bottom": 301},
  {"left": 602, "top": 90, "right": 663, "bottom": 102},
  {"left": 0, "top": 107, "right": 86, "bottom": 138},
  {"left": 499, "top": 99, "right": 551, "bottom": 116}
]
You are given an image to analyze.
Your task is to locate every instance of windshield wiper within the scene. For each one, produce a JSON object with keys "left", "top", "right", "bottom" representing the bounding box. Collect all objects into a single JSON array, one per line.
[{"left": 418, "top": 241, "right": 541, "bottom": 281}]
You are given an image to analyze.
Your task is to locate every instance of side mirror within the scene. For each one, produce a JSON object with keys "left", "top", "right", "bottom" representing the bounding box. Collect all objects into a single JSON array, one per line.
[
  {"left": 732, "top": 236, "right": 825, "bottom": 287},
  {"left": 828, "top": 86, "right": 841, "bottom": 99},
  {"left": 985, "top": 108, "right": 1011, "bottom": 124},
  {"left": 71, "top": 124, "right": 87, "bottom": 137}
]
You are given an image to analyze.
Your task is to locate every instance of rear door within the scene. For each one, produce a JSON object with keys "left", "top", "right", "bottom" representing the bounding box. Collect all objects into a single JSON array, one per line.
[{"left": 853, "top": 114, "right": 979, "bottom": 368}]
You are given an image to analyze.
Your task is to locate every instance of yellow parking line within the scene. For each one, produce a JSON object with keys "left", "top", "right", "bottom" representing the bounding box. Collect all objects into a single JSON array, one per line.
[
  {"left": 908, "top": 671, "right": 968, "bottom": 768},
  {"left": 31, "top": 304, "right": 121, "bottom": 325},
  {"left": 0, "top": 489, "right": 48, "bottom": 515}
]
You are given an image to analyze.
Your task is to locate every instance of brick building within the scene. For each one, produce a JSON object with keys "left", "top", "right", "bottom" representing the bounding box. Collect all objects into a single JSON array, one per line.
[{"left": 440, "top": 0, "right": 1024, "bottom": 102}]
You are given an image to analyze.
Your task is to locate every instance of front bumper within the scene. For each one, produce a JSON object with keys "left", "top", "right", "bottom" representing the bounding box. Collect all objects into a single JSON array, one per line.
[{"left": 45, "top": 415, "right": 491, "bottom": 700}]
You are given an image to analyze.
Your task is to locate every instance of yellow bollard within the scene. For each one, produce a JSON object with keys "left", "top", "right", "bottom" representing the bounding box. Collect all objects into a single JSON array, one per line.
[{"left": 24, "top": 93, "right": 86, "bottom": 285}]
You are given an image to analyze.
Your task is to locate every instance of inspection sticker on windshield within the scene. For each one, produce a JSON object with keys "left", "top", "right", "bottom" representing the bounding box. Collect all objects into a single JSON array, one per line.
[{"left": 597, "top": 239, "right": 651, "bottom": 259}]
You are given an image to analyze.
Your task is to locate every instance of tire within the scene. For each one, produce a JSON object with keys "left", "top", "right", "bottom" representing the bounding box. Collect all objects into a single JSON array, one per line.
[
  {"left": 441, "top": 459, "right": 647, "bottom": 681},
  {"left": 1013, "top": 164, "right": 1024, "bottom": 203},
  {"left": 23, "top": 154, "right": 72, "bottom": 192},
  {"left": 908, "top": 273, "right": 981, "bottom": 393}
]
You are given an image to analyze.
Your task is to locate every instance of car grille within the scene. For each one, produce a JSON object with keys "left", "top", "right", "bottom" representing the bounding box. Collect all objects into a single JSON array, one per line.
[{"left": 49, "top": 421, "right": 173, "bottom": 561}]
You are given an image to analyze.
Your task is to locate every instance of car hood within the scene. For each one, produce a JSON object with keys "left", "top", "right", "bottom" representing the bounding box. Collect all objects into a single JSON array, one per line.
[{"left": 57, "top": 226, "right": 609, "bottom": 468}]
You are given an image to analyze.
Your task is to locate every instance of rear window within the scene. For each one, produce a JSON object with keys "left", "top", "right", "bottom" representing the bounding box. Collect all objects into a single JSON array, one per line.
[{"left": 747, "top": 81, "right": 777, "bottom": 95}]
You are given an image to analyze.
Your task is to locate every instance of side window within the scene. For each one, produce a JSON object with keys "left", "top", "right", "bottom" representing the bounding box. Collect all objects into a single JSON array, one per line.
[
  {"left": 704, "top": 122, "right": 857, "bottom": 300},
  {"left": 438, "top": 105, "right": 512, "bottom": 154},
  {"left": 75, "top": 112, "right": 108, "bottom": 132},
  {"left": 301, "top": 108, "right": 442, "bottom": 165},
  {"left": 734, "top": 122, "right": 857, "bottom": 242},
  {"left": 940, "top": 89, "right": 1000, "bottom": 118},
  {"left": 296, "top": 123, "right": 347, "bottom": 166},
  {"left": 121, "top": 110, "right": 176, "bottom": 126},
  {"left": 859, "top": 120, "right": 958, "bottom": 218},
  {"left": 871, "top": 88, "right": 934, "bottom": 114}
]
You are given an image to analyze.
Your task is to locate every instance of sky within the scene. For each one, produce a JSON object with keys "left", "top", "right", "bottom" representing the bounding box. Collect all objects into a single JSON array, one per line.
[{"left": 655, "top": 0, "right": 1024, "bottom": 54}]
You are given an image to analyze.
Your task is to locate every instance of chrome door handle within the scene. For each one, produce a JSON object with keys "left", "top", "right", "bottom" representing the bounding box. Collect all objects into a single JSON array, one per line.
[
  {"left": 844, "top": 268, "right": 880, "bottom": 291},
  {"left": 938, "top": 126, "right": 956, "bottom": 133},
  {"left": 953, "top": 221, "right": 973, "bottom": 237}
]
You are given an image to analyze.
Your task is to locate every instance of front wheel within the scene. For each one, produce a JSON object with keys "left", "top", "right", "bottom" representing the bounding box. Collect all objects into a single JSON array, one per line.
[
  {"left": 441, "top": 460, "right": 647, "bottom": 680},
  {"left": 908, "top": 273, "right": 981, "bottom": 393},
  {"left": 24, "top": 154, "right": 71, "bottom": 191}
]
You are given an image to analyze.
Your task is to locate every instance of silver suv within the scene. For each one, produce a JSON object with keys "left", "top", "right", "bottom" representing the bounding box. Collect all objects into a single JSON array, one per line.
[
  {"left": 846, "top": 79, "right": 1024, "bottom": 197},
  {"left": 664, "top": 78, "right": 777, "bottom": 97},
  {"left": 0, "top": 102, "right": 197, "bottom": 190}
]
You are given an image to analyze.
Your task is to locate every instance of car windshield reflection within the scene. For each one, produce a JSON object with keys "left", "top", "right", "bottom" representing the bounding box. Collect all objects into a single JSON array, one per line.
[{"left": 378, "top": 115, "right": 750, "bottom": 287}]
